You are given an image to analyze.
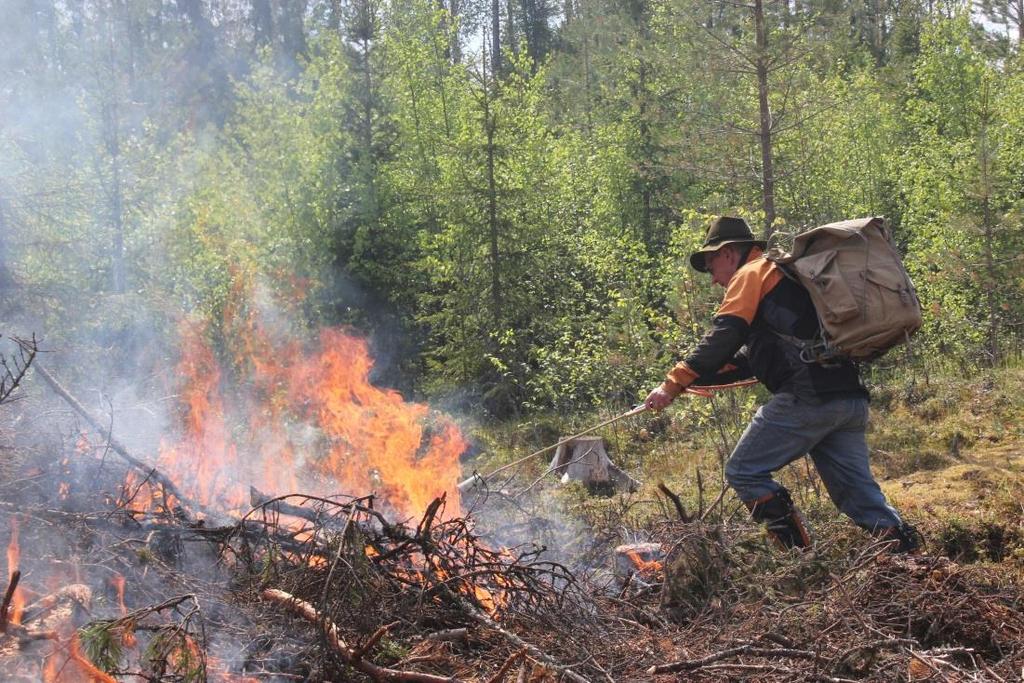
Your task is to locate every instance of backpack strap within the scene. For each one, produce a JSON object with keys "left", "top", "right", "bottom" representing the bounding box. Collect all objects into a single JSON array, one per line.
[{"left": 765, "top": 259, "right": 845, "bottom": 366}]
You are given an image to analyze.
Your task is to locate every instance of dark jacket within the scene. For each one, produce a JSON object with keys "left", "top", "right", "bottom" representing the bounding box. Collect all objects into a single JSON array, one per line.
[{"left": 663, "top": 249, "right": 867, "bottom": 404}]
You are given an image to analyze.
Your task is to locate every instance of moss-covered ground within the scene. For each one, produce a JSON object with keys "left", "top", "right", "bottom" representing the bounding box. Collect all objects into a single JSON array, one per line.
[{"left": 465, "top": 363, "right": 1024, "bottom": 573}]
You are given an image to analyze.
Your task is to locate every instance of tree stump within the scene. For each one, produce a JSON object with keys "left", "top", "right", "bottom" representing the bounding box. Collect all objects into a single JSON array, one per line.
[
  {"left": 613, "top": 542, "right": 664, "bottom": 579},
  {"left": 548, "top": 436, "right": 640, "bottom": 494}
]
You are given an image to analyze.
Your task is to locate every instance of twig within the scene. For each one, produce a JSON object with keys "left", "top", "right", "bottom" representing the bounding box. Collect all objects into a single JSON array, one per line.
[
  {"left": 262, "top": 588, "right": 460, "bottom": 683},
  {"left": 485, "top": 649, "right": 526, "bottom": 683},
  {"left": 0, "top": 569, "right": 20, "bottom": 632},
  {"left": 352, "top": 620, "right": 400, "bottom": 660},
  {"left": 0, "top": 334, "right": 36, "bottom": 405},
  {"left": 646, "top": 644, "right": 815, "bottom": 675},
  {"left": 699, "top": 485, "right": 729, "bottom": 521},
  {"left": 657, "top": 481, "right": 692, "bottom": 522}
]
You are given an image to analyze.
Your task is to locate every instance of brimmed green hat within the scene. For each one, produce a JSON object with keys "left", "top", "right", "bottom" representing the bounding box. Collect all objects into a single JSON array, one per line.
[{"left": 689, "top": 216, "right": 766, "bottom": 272}]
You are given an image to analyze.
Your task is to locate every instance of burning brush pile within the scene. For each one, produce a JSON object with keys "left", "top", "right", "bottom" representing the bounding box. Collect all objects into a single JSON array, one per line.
[{"left": 2, "top": 313, "right": 1024, "bottom": 681}]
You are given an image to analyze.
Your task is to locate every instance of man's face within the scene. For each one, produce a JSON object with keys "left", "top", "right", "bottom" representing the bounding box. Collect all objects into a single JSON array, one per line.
[{"left": 706, "top": 246, "right": 740, "bottom": 288}]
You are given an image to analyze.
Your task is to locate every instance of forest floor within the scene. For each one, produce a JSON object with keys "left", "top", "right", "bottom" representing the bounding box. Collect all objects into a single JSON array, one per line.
[{"left": 456, "top": 363, "right": 1024, "bottom": 680}]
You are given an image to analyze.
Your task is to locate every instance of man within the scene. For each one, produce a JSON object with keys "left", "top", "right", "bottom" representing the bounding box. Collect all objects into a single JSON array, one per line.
[{"left": 645, "top": 216, "right": 917, "bottom": 551}]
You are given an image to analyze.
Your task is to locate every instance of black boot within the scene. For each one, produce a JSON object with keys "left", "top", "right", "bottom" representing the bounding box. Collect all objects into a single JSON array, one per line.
[
  {"left": 745, "top": 488, "right": 811, "bottom": 549},
  {"left": 873, "top": 523, "right": 922, "bottom": 553}
]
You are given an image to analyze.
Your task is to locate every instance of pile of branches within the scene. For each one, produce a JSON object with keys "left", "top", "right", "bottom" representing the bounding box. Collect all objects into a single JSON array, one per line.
[
  {"left": 615, "top": 516, "right": 1024, "bottom": 681},
  {"left": 0, "top": 443, "right": 611, "bottom": 680},
  {"left": 219, "top": 491, "right": 607, "bottom": 682},
  {"left": 4, "top": 367, "right": 1024, "bottom": 681},
  {"left": 2, "top": 365, "right": 620, "bottom": 681}
]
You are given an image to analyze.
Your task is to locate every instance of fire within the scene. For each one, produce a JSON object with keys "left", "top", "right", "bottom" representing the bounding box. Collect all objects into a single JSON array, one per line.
[
  {"left": 41, "top": 634, "right": 117, "bottom": 683},
  {"left": 626, "top": 549, "right": 663, "bottom": 576},
  {"left": 148, "top": 279, "right": 466, "bottom": 522},
  {"left": 110, "top": 573, "right": 127, "bottom": 614},
  {"left": 6, "top": 517, "right": 23, "bottom": 625},
  {"left": 286, "top": 328, "right": 465, "bottom": 519}
]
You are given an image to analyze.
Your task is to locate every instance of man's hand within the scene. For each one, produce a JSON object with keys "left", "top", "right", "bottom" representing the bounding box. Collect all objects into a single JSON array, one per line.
[{"left": 644, "top": 386, "right": 675, "bottom": 411}]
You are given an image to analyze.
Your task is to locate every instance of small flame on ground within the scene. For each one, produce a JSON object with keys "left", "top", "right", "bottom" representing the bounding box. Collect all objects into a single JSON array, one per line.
[
  {"left": 110, "top": 573, "right": 127, "bottom": 615},
  {"left": 6, "top": 517, "right": 23, "bottom": 625},
  {"left": 42, "top": 634, "right": 118, "bottom": 683},
  {"left": 626, "top": 549, "right": 663, "bottom": 575}
]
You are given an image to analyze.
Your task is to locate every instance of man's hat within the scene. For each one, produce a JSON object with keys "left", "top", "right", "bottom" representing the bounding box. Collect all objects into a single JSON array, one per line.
[{"left": 689, "top": 216, "right": 766, "bottom": 272}]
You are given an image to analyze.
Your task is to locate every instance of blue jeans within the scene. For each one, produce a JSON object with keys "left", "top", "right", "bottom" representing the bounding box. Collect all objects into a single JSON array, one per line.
[{"left": 725, "top": 393, "right": 902, "bottom": 531}]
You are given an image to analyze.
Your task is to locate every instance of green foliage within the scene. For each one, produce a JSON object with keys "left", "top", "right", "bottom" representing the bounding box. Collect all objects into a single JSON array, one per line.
[
  {"left": 3, "top": 0, "right": 1024, "bottom": 417},
  {"left": 145, "top": 628, "right": 207, "bottom": 682},
  {"left": 79, "top": 622, "right": 127, "bottom": 673}
]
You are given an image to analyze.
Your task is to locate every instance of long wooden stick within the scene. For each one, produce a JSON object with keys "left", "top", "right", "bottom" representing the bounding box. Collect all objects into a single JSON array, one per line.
[
  {"left": 646, "top": 643, "right": 816, "bottom": 675},
  {"left": 262, "top": 588, "right": 460, "bottom": 683},
  {"left": 457, "top": 404, "right": 647, "bottom": 492},
  {"left": 458, "top": 380, "right": 757, "bottom": 494}
]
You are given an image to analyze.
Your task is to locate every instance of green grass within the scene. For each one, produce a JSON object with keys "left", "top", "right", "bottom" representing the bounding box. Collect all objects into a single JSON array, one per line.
[{"left": 464, "top": 361, "right": 1024, "bottom": 572}]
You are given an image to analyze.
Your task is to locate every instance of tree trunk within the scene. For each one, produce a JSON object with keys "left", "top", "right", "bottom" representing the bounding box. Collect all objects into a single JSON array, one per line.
[
  {"left": 252, "top": 0, "right": 273, "bottom": 46},
  {"left": 279, "top": 0, "right": 309, "bottom": 63},
  {"left": 449, "top": 0, "right": 462, "bottom": 64},
  {"left": 491, "top": 0, "right": 501, "bottom": 76},
  {"left": 109, "top": 150, "right": 126, "bottom": 294},
  {"left": 505, "top": 0, "right": 516, "bottom": 62},
  {"left": 354, "top": 3, "right": 379, "bottom": 229},
  {"left": 0, "top": 191, "right": 13, "bottom": 289},
  {"left": 636, "top": 59, "right": 656, "bottom": 253},
  {"left": 175, "top": 0, "right": 228, "bottom": 120},
  {"left": 102, "top": 27, "right": 126, "bottom": 295},
  {"left": 754, "top": 0, "right": 777, "bottom": 241},
  {"left": 871, "top": 0, "right": 886, "bottom": 64},
  {"left": 486, "top": 0, "right": 503, "bottom": 325},
  {"left": 978, "top": 87, "right": 999, "bottom": 364},
  {"left": 549, "top": 436, "right": 641, "bottom": 492},
  {"left": 1016, "top": 0, "right": 1024, "bottom": 46},
  {"left": 485, "top": 106, "right": 503, "bottom": 326}
]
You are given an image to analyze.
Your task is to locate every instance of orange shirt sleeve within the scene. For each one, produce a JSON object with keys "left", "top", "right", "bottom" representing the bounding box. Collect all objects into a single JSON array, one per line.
[{"left": 716, "top": 259, "right": 781, "bottom": 324}]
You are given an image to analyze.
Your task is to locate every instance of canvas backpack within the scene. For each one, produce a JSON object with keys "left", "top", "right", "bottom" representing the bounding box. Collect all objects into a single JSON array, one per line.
[{"left": 767, "top": 217, "right": 923, "bottom": 363}]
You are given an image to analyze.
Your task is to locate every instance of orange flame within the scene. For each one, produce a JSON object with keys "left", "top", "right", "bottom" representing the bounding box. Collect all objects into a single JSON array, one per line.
[
  {"left": 110, "top": 573, "right": 127, "bottom": 615},
  {"left": 149, "top": 280, "right": 466, "bottom": 522},
  {"left": 285, "top": 329, "right": 465, "bottom": 519},
  {"left": 6, "top": 517, "right": 23, "bottom": 625},
  {"left": 43, "top": 634, "right": 117, "bottom": 683},
  {"left": 625, "top": 549, "right": 663, "bottom": 575}
]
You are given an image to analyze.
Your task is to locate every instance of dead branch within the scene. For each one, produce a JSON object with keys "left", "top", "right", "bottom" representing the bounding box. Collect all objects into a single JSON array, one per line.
[
  {"left": 646, "top": 643, "right": 816, "bottom": 675},
  {"left": 249, "top": 487, "right": 353, "bottom": 528},
  {"left": 352, "top": 620, "right": 400, "bottom": 660},
  {"left": 485, "top": 649, "right": 526, "bottom": 683},
  {"left": 262, "top": 588, "right": 461, "bottom": 683},
  {"left": 656, "top": 481, "right": 692, "bottom": 522},
  {"left": 0, "top": 334, "right": 36, "bottom": 405},
  {"left": 33, "top": 362, "right": 206, "bottom": 520},
  {"left": 0, "top": 570, "right": 19, "bottom": 632},
  {"left": 424, "top": 628, "right": 468, "bottom": 643}
]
